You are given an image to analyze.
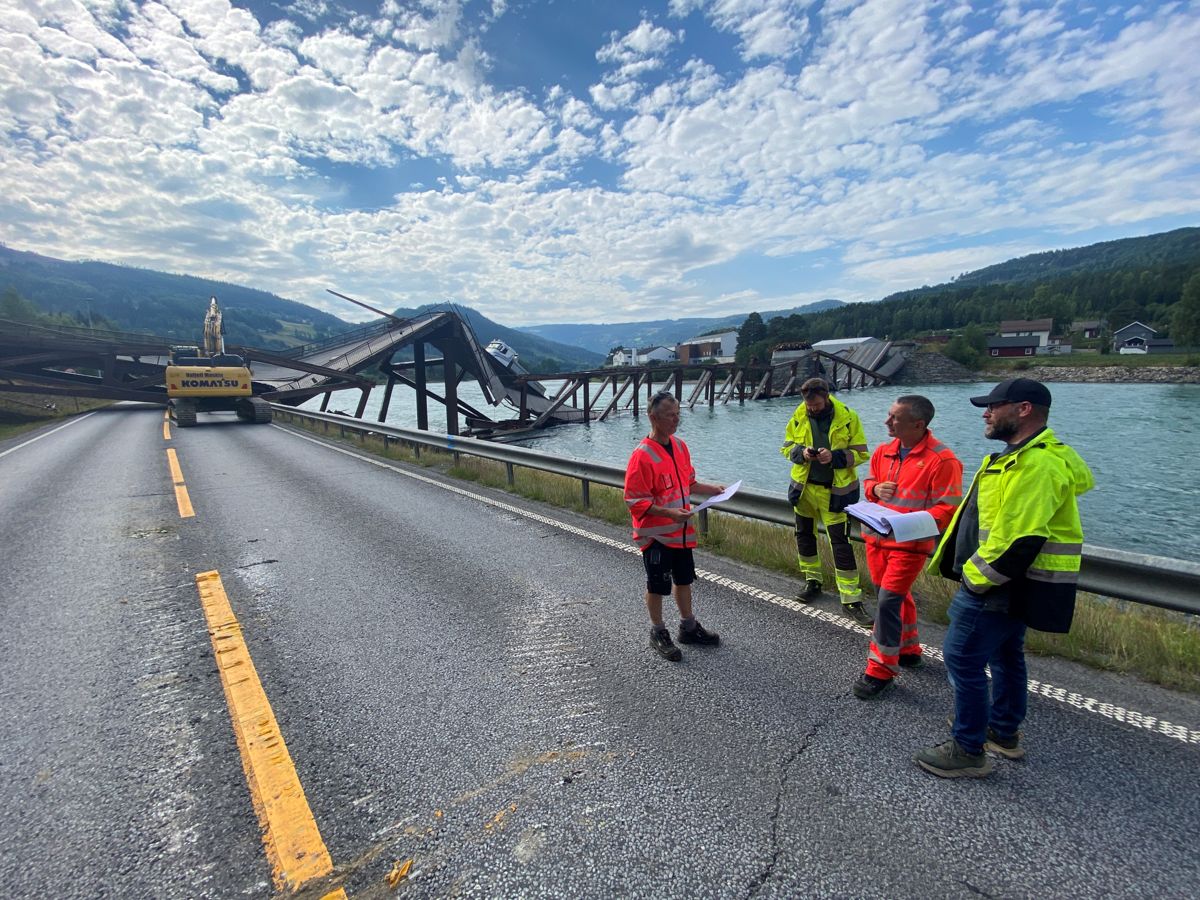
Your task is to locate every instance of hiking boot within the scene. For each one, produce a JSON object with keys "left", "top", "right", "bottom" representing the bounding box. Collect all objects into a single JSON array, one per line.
[
  {"left": 985, "top": 728, "right": 1025, "bottom": 760},
  {"left": 843, "top": 602, "right": 874, "bottom": 628},
  {"left": 898, "top": 654, "right": 925, "bottom": 670},
  {"left": 797, "top": 580, "right": 823, "bottom": 602},
  {"left": 678, "top": 620, "right": 720, "bottom": 646},
  {"left": 852, "top": 673, "right": 894, "bottom": 700},
  {"left": 650, "top": 628, "right": 682, "bottom": 662},
  {"left": 912, "top": 739, "right": 993, "bottom": 779}
]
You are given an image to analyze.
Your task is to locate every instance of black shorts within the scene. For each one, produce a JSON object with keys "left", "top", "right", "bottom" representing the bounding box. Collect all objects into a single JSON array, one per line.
[{"left": 642, "top": 542, "right": 695, "bottom": 595}]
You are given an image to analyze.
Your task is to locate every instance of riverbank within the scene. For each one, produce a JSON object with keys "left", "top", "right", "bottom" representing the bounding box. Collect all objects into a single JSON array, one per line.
[
  {"left": 897, "top": 352, "right": 1200, "bottom": 384},
  {"left": 985, "top": 364, "right": 1200, "bottom": 383}
]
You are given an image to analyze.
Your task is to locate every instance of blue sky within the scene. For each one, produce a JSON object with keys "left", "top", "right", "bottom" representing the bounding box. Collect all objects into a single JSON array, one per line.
[{"left": 1, "top": 1, "right": 1198, "bottom": 325}]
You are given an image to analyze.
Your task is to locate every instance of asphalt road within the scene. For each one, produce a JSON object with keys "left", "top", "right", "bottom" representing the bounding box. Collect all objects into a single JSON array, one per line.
[{"left": 1, "top": 403, "right": 1198, "bottom": 899}]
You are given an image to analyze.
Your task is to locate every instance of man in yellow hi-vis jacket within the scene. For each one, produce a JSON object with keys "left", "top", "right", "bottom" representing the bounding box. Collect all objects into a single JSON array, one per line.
[
  {"left": 913, "top": 378, "right": 1093, "bottom": 779},
  {"left": 780, "top": 377, "right": 873, "bottom": 627}
]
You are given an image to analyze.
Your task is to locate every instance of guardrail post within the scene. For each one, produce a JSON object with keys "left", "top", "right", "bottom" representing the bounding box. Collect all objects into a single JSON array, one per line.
[
  {"left": 506, "top": 462, "right": 515, "bottom": 486},
  {"left": 698, "top": 508, "right": 709, "bottom": 536},
  {"left": 413, "top": 442, "right": 420, "bottom": 459},
  {"left": 581, "top": 478, "right": 591, "bottom": 509}
]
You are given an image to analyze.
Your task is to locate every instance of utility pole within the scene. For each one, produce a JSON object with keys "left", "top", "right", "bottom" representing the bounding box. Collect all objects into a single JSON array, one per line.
[{"left": 84, "top": 298, "right": 94, "bottom": 329}]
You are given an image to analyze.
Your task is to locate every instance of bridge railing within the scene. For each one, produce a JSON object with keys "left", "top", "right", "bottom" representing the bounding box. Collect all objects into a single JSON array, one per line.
[{"left": 272, "top": 404, "right": 1200, "bottom": 616}]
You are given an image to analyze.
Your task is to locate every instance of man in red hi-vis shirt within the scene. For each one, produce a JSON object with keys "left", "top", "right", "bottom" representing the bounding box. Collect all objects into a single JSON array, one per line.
[
  {"left": 624, "top": 390, "right": 727, "bottom": 662},
  {"left": 853, "top": 395, "right": 963, "bottom": 699}
]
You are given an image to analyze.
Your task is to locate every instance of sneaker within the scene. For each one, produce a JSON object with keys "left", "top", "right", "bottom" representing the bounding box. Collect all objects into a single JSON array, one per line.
[
  {"left": 912, "top": 739, "right": 993, "bottom": 779},
  {"left": 843, "top": 602, "right": 874, "bottom": 628},
  {"left": 985, "top": 728, "right": 1025, "bottom": 760},
  {"left": 944, "top": 718, "right": 1026, "bottom": 760},
  {"left": 650, "top": 628, "right": 682, "bottom": 662},
  {"left": 797, "top": 580, "right": 823, "bottom": 602},
  {"left": 678, "top": 621, "right": 720, "bottom": 646},
  {"left": 852, "top": 673, "right": 894, "bottom": 700},
  {"left": 898, "top": 654, "right": 925, "bottom": 669}
]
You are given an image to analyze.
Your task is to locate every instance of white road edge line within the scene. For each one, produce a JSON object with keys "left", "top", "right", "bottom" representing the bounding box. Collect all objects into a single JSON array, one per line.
[
  {"left": 0, "top": 412, "right": 96, "bottom": 460},
  {"left": 276, "top": 425, "right": 1200, "bottom": 747}
]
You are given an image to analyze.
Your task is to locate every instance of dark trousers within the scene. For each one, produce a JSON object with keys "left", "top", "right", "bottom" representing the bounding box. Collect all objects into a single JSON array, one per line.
[{"left": 943, "top": 585, "right": 1028, "bottom": 754}]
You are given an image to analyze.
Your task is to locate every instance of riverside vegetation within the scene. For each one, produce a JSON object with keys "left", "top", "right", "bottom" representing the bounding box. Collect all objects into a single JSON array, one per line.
[{"left": 293, "top": 414, "right": 1200, "bottom": 696}]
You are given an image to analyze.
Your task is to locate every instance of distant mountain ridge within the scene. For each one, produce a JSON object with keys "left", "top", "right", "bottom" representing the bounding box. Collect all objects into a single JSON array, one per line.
[
  {"left": 0, "top": 245, "right": 353, "bottom": 349},
  {"left": 391, "top": 303, "right": 603, "bottom": 370},
  {"left": 516, "top": 299, "right": 846, "bottom": 355}
]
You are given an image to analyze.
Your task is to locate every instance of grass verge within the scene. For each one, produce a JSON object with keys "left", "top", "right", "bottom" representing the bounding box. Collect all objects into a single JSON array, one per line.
[
  {"left": 294, "top": 414, "right": 1200, "bottom": 695},
  {"left": 0, "top": 391, "right": 114, "bottom": 442}
]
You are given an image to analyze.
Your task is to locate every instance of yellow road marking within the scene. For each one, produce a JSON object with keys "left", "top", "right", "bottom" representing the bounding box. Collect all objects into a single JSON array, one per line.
[
  {"left": 195, "top": 571, "right": 347, "bottom": 897},
  {"left": 166, "top": 448, "right": 194, "bottom": 518},
  {"left": 163, "top": 419, "right": 171, "bottom": 440}
]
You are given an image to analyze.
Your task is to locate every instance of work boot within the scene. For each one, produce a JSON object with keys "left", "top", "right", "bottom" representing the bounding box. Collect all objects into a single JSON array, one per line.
[
  {"left": 649, "top": 627, "right": 682, "bottom": 662},
  {"left": 852, "top": 673, "right": 894, "bottom": 700},
  {"left": 985, "top": 728, "right": 1025, "bottom": 760},
  {"left": 912, "top": 739, "right": 993, "bottom": 779},
  {"left": 678, "top": 620, "right": 720, "bottom": 646},
  {"left": 843, "top": 601, "right": 873, "bottom": 628},
  {"left": 797, "top": 580, "right": 822, "bottom": 602},
  {"left": 898, "top": 654, "right": 925, "bottom": 669}
]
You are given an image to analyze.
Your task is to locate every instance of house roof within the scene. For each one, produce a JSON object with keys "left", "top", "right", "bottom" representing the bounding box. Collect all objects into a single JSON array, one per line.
[
  {"left": 998, "top": 319, "right": 1054, "bottom": 332},
  {"left": 679, "top": 330, "right": 737, "bottom": 345},
  {"left": 1113, "top": 321, "right": 1157, "bottom": 335},
  {"left": 1070, "top": 319, "right": 1104, "bottom": 331},
  {"left": 987, "top": 335, "right": 1040, "bottom": 348},
  {"left": 812, "top": 336, "right": 878, "bottom": 347}
]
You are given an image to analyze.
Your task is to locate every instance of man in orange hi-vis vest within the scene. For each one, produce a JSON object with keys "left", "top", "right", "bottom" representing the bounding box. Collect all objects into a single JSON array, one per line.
[
  {"left": 853, "top": 395, "right": 963, "bottom": 700},
  {"left": 624, "top": 390, "right": 727, "bottom": 662}
]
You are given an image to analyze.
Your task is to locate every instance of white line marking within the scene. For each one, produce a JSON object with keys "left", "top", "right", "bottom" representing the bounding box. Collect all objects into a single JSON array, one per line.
[
  {"left": 276, "top": 425, "right": 1200, "bottom": 748},
  {"left": 0, "top": 412, "right": 96, "bottom": 460}
]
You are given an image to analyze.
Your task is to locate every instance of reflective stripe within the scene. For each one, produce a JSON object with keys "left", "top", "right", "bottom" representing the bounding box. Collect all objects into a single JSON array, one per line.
[
  {"left": 1027, "top": 567, "right": 1079, "bottom": 584},
  {"left": 934, "top": 494, "right": 963, "bottom": 506},
  {"left": 1041, "top": 541, "right": 1083, "bottom": 555},
  {"left": 635, "top": 523, "right": 684, "bottom": 538},
  {"left": 849, "top": 444, "right": 868, "bottom": 452},
  {"left": 634, "top": 443, "right": 663, "bottom": 464},
  {"left": 830, "top": 481, "right": 860, "bottom": 496},
  {"left": 970, "top": 553, "right": 1010, "bottom": 585}
]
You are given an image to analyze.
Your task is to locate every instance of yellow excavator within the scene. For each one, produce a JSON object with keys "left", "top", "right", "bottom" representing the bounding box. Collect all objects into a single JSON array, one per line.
[{"left": 165, "top": 297, "right": 272, "bottom": 427}]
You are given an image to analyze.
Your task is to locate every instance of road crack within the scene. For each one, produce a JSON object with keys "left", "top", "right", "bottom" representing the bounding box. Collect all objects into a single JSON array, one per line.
[{"left": 746, "top": 724, "right": 818, "bottom": 898}]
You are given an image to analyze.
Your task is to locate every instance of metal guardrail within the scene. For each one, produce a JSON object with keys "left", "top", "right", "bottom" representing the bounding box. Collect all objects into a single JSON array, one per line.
[{"left": 273, "top": 405, "right": 1200, "bottom": 616}]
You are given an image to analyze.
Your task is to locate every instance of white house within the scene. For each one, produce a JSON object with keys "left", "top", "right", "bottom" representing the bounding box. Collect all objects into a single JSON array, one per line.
[
  {"left": 998, "top": 319, "right": 1054, "bottom": 347},
  {"left": 609, "top": 345, "right": 677, "bottom": 366}
]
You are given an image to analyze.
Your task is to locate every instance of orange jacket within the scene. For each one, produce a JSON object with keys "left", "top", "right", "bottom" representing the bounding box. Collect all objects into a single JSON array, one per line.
[
  {"left": 624, "top": 435, "right": 697, "bottom": 550},
  {"left": 862, "top": 429, "right": 963, "bottom": 553}
]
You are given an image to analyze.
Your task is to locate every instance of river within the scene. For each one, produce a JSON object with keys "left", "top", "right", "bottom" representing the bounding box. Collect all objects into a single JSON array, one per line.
[{"left": 304, "top": 380, "right": 1200, "bottom": 562}]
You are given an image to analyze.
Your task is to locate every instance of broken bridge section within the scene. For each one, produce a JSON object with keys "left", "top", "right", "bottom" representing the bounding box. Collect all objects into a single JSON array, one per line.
[{"left": 0, "top": 309, "right": 518, "bottom": 433}]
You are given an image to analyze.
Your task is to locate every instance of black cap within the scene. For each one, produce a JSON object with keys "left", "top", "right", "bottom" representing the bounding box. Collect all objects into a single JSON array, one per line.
[{"left": 969, "top": 377, "right": 1052, "bottom": 408}]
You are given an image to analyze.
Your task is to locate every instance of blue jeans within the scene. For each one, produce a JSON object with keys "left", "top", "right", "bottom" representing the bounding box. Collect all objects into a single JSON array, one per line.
[{"left": 943, "top": 585, "right": 1028, "bottom": 754}]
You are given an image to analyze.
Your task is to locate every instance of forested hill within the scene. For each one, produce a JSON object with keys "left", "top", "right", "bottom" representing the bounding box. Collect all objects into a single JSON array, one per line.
[
  {"left": 0, "top": 245, "right": 352, "bottom": 349},
  {"left": 735, "top": 227, "right": 1200, "bottom": 364},
  {"left": 949, "top": 227, "right": 1200, "bottom": 287}
]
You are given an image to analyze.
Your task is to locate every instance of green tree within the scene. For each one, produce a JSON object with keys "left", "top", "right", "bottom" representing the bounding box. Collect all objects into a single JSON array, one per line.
[
  {"left": 1170, "top": 272, "right": 1200, "bottom": 347},
  {"left": 737, "top": 312, "right": 767, "bottom": 351}
]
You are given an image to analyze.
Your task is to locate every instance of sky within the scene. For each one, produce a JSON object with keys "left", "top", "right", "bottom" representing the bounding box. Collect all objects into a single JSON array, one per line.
[{"left": 1, "top": 1, "right": 1198, "bottom": 326}]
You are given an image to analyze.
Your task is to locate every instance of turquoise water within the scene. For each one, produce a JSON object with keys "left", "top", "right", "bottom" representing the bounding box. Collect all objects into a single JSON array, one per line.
[{"left": 305, "top": 381, "right": 1200, "bottom": 561}]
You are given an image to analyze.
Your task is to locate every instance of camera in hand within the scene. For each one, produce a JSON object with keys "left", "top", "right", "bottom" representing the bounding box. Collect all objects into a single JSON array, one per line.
[{"left": 805, "top": 446, "right": 819, "bottom": 457}]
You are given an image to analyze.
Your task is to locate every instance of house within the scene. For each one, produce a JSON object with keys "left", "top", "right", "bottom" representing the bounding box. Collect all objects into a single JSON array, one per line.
[
  {"left": 987, "top": 335, "right": 1040, "bottom": 358},
  {"left": 1070, "top": 319, "right": 1104, "bottom": 339},
  {"left": 998, "top": 319, "right": 1054, "bottom": 347},
  {"left": 811, "top": 336, "right": 881, "bottom": 356},
  {"left": 1112, "top": 321, "right": 1175, "bottom": 354},
  {"left": 676, "top": 330, "right": 738, "bottom": 363},
  {"left": 608, "top": 345, "right": 678, "bottom": 366}
]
